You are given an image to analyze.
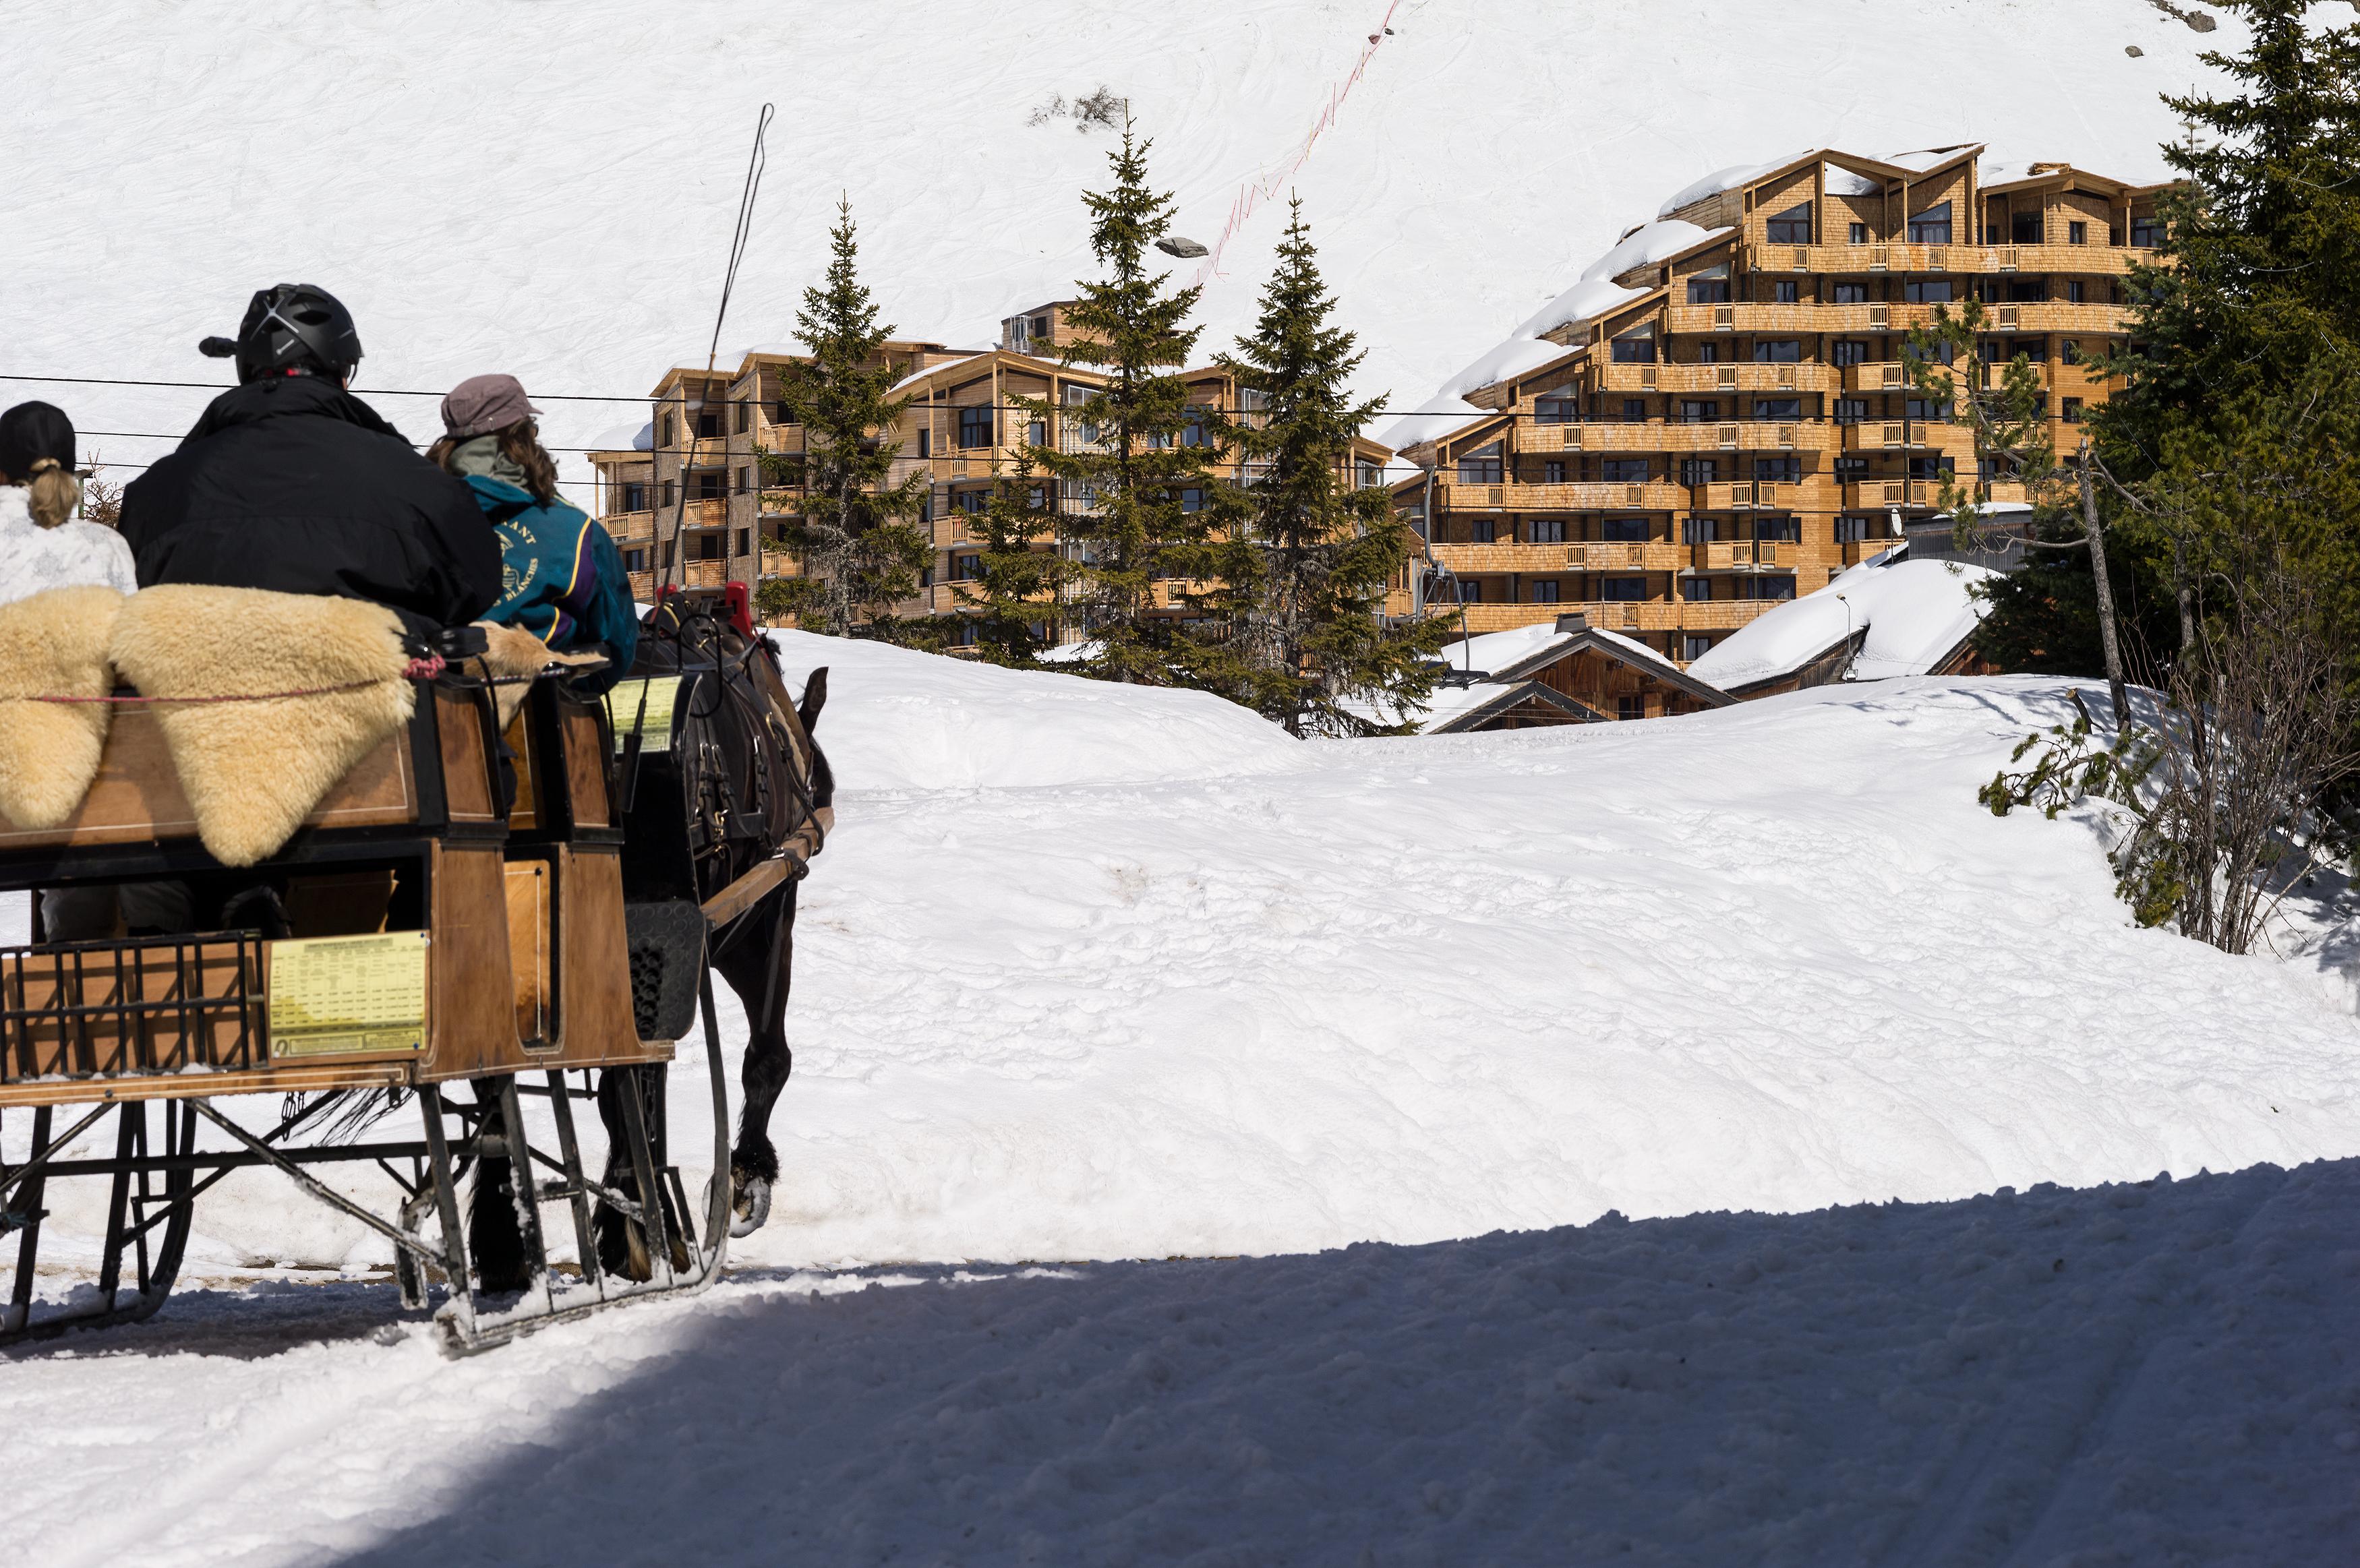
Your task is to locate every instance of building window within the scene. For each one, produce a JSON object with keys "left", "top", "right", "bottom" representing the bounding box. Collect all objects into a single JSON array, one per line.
[
  {"left": 733, "top": 528, "right": 750, "bottom": 556},
  {"left": 1834, "top": 516, "right": 1872, "bottom": 543},
  {"left": 1616, "top": 695, "right": 1643, "bottom": 721},
  {"left": 2061, "top": 397, "right": 2086, "bottom": 423},
  {"left": 736, "top": 465, "right": 750, "bottom": 494},
  {"left": 1622, "top": 398, "right": 1647, "bottom": 423},
  {"left": 916, "top": 428, "right": 931, "bottom": 458},
  {"left": 1687, "top": 277, "right": 1732, "bottom": 303},
  {"left": 1678, "top": 400, "right": 1718, "bottom": 423},
  {"left": 951, "top": 553, "right": 984, "bottom": 581},
  {"left": 1602, "top": 516, "right": 1649, "bottom": 542},
  {"left": 692, "top": 532, "right": 724, "bottom": 562},
  {"left": 1179, "top": 487, "right": 1204, "bottom": 513},
  {"left": 1765, "top": 202, "right": 1811, "bottom": 245},
  {"left": 2008, "top": 278, "right": 2046, "bottom": 303},
  {"left": 2012, "top": 211, "right": 2044, "bottom": 244},
  {"left": 622, "top": 481, "right": 647, "bottom": 512},
  {"left": 957, "top": 406, "right": 994, "bottom": 449},
  {"left": 1601, "top": 576, "right": 1647, "bottom": 601},
  {"left": 1905, "top": 396, "right": 1951, "bottom": 421},
  {"left": 1849, "top": 221, "right": 1868, "bottom": 244},
  {"left": 1181, "top": 406, "right": 1209, "bottom": 448},
  {"left": 2131, "top": 216, "right": 2163, "bottom": 248},
  {"left": 659, "top": 479, "right": 676, "bottom": 508},
  {"left": 692, "top": 471, "right": 726, "bottom": 500},
  {"left": 1026, "top": 485, "right": 1046, "bottom": 511},
  {"left": 1834, "top": 398, "right": 1868, "bottom": 424},
  {"left": 1456, "top": 442, "right": 1504, "bottom": 483},
  {"left": 2068, "top": 220, "right": 2088, "bottom": 245},
  {"left": 1833, "top": 282, "right": 1870, "bottom": 307},
  {"left": 1530, "top": 517, "right": 1566, "bottom": 543},
  {"left": 1543, "top": 460, "right": 1566, "bottom": 484},
  {"left": 622, "top": 548, "right": 647, "bottom": 573},
  {"left": 735, "top": 401, "right": 750, "bottom": 434},
  {"left": 1753, "top": 456, "right": 1802, "bottom": 483},
  {"left": 1773, "top": 279, "right": 1800, "bottom": 305},
  {"left": 1467, "top": 518, "right": 1495, "bottom": 544},
  {"left": 1612, "top": 332, "right": 1657, "bottom": 363},
  {"left": 1679, "top": 458, "right": 1717, "bottom": 487},
  {"left": 1834, "top": 456, "right": 1870, "bottom": 483},
  {"left": 1753, "top": 339, "right": 1801, "bottom": 364},
  {"left": 696, "top": 412, "right": 721, "bottom": 439},
  {"left": 957, "top": 489, "right": 990, "bottom": 515},
  {"left": 774, "top": 398, "right": 792, "bottom": 425},
  {"left": 1743, "top": 576, "right": 1798, "bottom": 601},
  {"left": 1681, "top": 577, "right": 1713, "bottom": 601},
  {"left": 1535, "top": 396, "right": 1579, "bottom": 425},
  {"left": 1831, "top": 339, "right": 1870, "bottom": 367},
  {"left": 1531, "top": 580, "right": 1562, "bottom": 604},
  {"left": 1908, "top": 456, "right": 1955, "bottom": 481},
  {"left": 1696, "top": 343, "right": 1719, "bottom": 364},
  {"left": 2066, "top": 280, "right": 2087, "bottom": 303},
  {"left": 2061, "top": 339, "right": 2083, "bottom": 365},
  {"left": 1752, "top": 398, "right": 1802, "bottom": 421},
  {"left": 1907, "top": 202, "right": 1952, "bottom": 244},
  {"left": 1680, "top": 517, "right": 1713, "bottom": 543},
  {"left": 1903, "top": 279, "right": 1955, "bottom": 303},
  {"left": 1754, "top": 515, "right": 1801, "bottom": 541},
  {"left": 1602, "top": 458, "right": 1650, "bottom": 483},
  {"left": 1683, "top": 634, "right": 1715, "bottom": 661}
]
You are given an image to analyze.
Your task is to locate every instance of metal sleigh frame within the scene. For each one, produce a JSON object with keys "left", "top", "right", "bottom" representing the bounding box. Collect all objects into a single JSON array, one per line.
[{"left": 0, "top": 669, "right": 739, "bottom": 1355}]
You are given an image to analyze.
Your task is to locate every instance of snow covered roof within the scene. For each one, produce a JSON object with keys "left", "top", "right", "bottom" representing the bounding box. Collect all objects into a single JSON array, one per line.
[
  {"left": 890, "top": 353, "right": 978, "bottom": 395},
  {"left": 1380, "top": 616, "right": 1727, "bottom": 733},
  {"left": 592, "top": 419, "right": 653, "bottom": 452},
  {"left": 1657, "top": 151, "right": 1815, "bottom": 218},
  {"left": 1823, "top": 162, "right": 1881, "bottom": 198},
  {"left": 1686, "top": 553, "right": 1998, "bottom": 692}
]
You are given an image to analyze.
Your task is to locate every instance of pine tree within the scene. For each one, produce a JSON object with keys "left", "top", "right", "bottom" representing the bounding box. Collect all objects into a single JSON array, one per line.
[
  {"left": 1210, "top": 199, "right": 1453, "bottom": 734},
  {"left": 1028, "top": 123, "right": 1245, "bottom": 683},
  {"left": 761, "top": 198, "right": 933, "bottom": 637},
  {"left": 953, "top": 456, "right": 1069, "bottom": 664},
  {"left": 1971, "top": 1, "right": 2360, "bottom": 678}
]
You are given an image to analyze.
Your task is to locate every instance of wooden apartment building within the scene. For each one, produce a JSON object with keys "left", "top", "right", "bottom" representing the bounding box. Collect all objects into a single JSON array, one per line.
[
  {"left": 1393, "top": 145, "right": 2169, "bottom": 667},
  {"left": 591, "top": 299, "right": 1402, "bottom": 638}
]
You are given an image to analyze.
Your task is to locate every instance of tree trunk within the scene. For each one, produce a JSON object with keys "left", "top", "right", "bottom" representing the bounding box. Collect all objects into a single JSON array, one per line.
[{"left": 2078, "top": 438, "right": 2131, "bottom": 727}]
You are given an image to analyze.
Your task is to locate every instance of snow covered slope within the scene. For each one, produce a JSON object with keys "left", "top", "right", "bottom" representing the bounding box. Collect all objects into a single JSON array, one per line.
[
  {"left": 3, "top": 1, "right": 2235, "bottom": 485},
  {"left": 15, "top": 651, "right": 2355, "bottom": 1282}
]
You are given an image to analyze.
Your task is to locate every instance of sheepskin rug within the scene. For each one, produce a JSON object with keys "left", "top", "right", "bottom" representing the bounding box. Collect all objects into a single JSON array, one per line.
[
  {"left": 0, "top": 584, "right": 126, "bottom": 829},
  {"left": 109, "top": 585, "right": 414, "bottom": 867}
]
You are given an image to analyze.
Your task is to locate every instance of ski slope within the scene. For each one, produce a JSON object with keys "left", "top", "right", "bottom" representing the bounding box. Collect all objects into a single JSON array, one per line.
[{"left": 4, "top": 1, "right": 2237, "bottom": 486}]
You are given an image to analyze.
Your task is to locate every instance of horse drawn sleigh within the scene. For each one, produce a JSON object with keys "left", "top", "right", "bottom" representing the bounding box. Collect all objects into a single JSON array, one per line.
[{"left": 0, "top": 582, "right": 827, "bottom": 1354}]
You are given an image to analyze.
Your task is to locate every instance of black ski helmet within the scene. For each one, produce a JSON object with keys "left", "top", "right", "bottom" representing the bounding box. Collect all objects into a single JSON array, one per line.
[{"left": 198, "top": 283, "right": 363, "bottom": 384}]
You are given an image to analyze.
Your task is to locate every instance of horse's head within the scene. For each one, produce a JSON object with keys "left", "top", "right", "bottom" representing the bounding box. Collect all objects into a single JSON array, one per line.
[{"left": 798, "top": 666, "right": 834, "bottom": 810}]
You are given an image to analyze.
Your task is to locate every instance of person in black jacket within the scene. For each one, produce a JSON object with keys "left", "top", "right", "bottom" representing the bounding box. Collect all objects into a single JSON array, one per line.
[{"left": 119, "top": 284, "right": 502, "bottom": 641}]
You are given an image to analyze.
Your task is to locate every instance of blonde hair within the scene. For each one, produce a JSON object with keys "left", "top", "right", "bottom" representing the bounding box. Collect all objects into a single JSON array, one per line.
[{"left": 24, "top": 458, "right": 82, "bottom": 530}]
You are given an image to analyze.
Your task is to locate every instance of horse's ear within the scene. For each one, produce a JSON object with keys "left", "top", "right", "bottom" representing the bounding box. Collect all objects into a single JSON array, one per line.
[{"left": 798, "top": 667, "right": 829, "bottom": 734}]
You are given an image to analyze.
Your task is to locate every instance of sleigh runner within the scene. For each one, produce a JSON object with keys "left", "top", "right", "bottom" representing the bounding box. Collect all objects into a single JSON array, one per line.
[{"left": 0, "top": 584, "right": 827, "bottom": 1353}]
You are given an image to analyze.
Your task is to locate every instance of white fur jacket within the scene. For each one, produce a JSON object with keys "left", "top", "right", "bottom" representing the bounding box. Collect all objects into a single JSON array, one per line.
[{"left": 0, "top": 484, "right": 138, "bottom": 607}]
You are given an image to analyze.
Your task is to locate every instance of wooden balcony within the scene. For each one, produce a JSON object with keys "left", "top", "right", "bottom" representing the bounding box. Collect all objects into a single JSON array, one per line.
[
  {"left": 1844, "top": 362, "right": 1913, "bottom": 393},
  {"left": 1518, "top": 421, "right": 1835, "bottom": 456},
  {"left": 1750, "top": 241, "right": 2144, "bottom": 276},
  {"left": 1697, "top": 480, "right": 1827, "bottom": 511},
  {"left": 1668, "top": 302, "right": 1942, "bottom": 336},
  {"left": 1984, "top": 303, "right": 2129, "bottom": 334},
  {"left": 599, "top": 509, "right": 657, "bottom": 540},
  {"left": 1443, "top": 599, "right": 1778, "bottom": 636},
  {"left": 1840, "top": 421, "right": 1978, "bottom": 456},
  {"left": 1433, "top": 479, "right": 1689, "bottom": 512},
  {"left": 1688, "top": 540, "right": 1792, "bottom": 572},
  {"left": 1436, "top": 540, "right": 1689, "bottom": 574},
  {"left": 1846, "top": 480, "right": 1942, "bottom": 509},
  {"left": 676, "top": 497, "right": 730, "bottom": 529},
  {"left": 1839, "top": 537, "right": 1908, "bottom": 566},
  {"left": 1595, "top": 362, "right": 1841, "bottom": 394}
]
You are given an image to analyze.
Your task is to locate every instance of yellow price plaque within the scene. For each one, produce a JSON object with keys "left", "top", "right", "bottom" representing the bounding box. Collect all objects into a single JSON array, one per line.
[
  {"left": 268, "top": 931, "right": 428, "bottom": 1059},
  {"left": 603, "top": 676, "right": 682, "bottom": 750}
]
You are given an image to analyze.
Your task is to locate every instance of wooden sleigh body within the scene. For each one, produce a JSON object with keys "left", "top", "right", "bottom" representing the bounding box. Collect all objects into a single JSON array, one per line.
[{"left": 0, "top": 669, "right": 730, "bottom": 1353}]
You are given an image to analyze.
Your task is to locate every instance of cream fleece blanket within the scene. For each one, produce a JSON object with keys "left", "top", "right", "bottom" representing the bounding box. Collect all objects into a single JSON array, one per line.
[
  {"left": 109, "top": 585, "right": 415, "bottom": 867},
  {"left": 0, "top": 584, "right": 127, "bottom": 829}
]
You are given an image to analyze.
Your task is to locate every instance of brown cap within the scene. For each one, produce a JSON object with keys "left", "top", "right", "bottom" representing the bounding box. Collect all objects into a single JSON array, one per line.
[{"left": 440, "top": 373, "right": 541, "bottom": 440}]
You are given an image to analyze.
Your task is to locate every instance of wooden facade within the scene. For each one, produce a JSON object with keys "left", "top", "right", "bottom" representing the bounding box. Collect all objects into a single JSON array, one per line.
[
  {"left": 1396, "top": 146, "right": 2169, "bottom": 669},
  {"left": 593, "top": 312, "right": 1404, "bottom": 638}
]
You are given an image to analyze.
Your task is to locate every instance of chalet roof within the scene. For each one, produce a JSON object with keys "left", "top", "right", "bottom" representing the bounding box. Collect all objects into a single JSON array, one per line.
[
  {"left": 1440, "top": 618, "right": 1732, "bottom": 708},
  {"left": 1686, "top": 549, "right": 2000, "bottom": 694},
  {"left": 1415, "top": 678, "right": 1607, "bottom": 734},
  {"left": 1657, "top": 145, "right": 1990, "bottom": 222},
  {"left": 1978, "top": 160, "right": 2175, "bottom": 198}
]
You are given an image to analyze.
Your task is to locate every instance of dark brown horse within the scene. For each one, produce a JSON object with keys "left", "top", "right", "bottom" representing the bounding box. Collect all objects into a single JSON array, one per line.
[{"left": 473, "top": 596, "right": 833, "bottom": 1286}]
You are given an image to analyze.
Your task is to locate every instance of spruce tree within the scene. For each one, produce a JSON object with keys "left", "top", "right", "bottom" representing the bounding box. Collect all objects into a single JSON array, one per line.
[
  {"left": 1971, "top": 1, "right": 2360, "bottom": 677},
  {"left": 759, "top": 198, "right": 932, "bottom": 637},
  {"left": 953, "top": 456, "right": 1069, "bottom": 664},
  {"left": 1029, "top": 123, "right": 1245, "bottom": 682},
  {"left": 1211, "top": 198, "right": 1453, "bottom": 734}
]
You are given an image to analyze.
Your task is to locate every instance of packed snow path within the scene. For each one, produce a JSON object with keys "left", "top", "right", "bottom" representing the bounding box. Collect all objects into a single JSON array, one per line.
[{"left": 5, "top": 1159, "right": 2354, "bottom": 1565}]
